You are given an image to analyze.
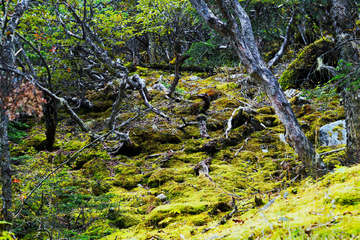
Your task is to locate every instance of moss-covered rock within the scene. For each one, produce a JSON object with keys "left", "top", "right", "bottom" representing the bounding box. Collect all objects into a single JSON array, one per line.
[
  {"left": 279, "top": 37, "right": 335, "bottom": 90},
  {"left": 23, "top": 134, "right": 47, "bottom": 151},
  {"left": 197, "top": 88, "right": 222, "bottom": 101},
  {"left": 113, "top": 174, "right": 143, "bottom": 190},
  {"left": 91, "top": 180, "right": 111, "bottom": 196},
  {"left": 73, "top": 148, "right": 110, "bottom": 169},
  {"left": 145, "top": 202, "right": 209, "bottom": 227},
  {"left": 81, "top": 158, "right": 110, "bottom": 179},
  {"left": 107, "top": 208, "right": 141, "bottom": 229}
]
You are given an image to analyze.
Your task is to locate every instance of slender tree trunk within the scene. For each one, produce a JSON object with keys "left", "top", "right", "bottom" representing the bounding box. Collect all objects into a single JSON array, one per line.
[
  {"left": 0, "top": 110, "right": 12, "bottom": 231},
  {"left": 167, "top": 53, "right": 181, "bottom": 97},
  {"left": 189, "top": 0, "right": 326, "bottom": 178},
  {"left": 148, "top": 33, "right": 157, "bottom": 64},
  {"left": 331, "top": 0, "right": 360, "bottom": 163},
  {"left": 0, "top": 0, "right": 30, "bottom": 229},
  {"left": 44, "top": 98, "right": 57, "bottom": 150}
]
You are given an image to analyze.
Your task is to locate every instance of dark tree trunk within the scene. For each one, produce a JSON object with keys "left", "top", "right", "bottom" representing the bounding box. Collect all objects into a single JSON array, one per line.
[
  {"left": 189, "top": 0, "right": 326, "bottom": 178},
  {"left": 44, "top": 98, "right": 57, "bottom": 150},
  {"left": 167, "top": 53, "right": 181, "bottom": 97},
  {"left": 331, "top": 0, "right": 360, "bottom": 163}
]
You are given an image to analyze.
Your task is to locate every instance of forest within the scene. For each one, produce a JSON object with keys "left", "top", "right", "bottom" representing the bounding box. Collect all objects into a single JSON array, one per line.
[{"left": 0, "top": 0, "right": 360, "bottom": 239}]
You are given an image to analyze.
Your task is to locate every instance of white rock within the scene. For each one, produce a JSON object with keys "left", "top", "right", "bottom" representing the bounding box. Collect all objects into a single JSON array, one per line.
[
  {"left": 319, "top": 120, "right": 346, "bottom": 146},
  {"left": 279, "top": 134, "right": 287, "bottom": 144},
  {"left": 156, "top": 193, "right": 167, "bottom": 201},
  {"left": 188, "top": 76, "right": 199, "bottom": 81}
]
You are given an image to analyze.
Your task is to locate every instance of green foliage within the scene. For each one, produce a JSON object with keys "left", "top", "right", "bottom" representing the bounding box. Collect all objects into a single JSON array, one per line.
[
  {"left": 304, "top": 60, "right": 358, "bottom": 102},
  {"left": 185, "top": 37, "right": 240, "bottom": 67},
  {"left": 8, "top": 121, "right": 28, "bottom": 143}
]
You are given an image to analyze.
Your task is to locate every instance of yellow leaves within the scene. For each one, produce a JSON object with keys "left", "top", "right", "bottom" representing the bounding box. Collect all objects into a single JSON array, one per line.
[{"left": 169, "top": 57, "right": 176, "bottom": 64}]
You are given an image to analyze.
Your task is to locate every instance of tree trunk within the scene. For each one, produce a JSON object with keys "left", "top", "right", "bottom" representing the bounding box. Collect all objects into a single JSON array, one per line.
[
  {"left": 148, "top": 33, "right": 157, "bottom": 64},
  {"left": 0, "top": 0, "right": 30, "bottom": 229},
  {"left": 167, "top": 53, "right": 181, "bottom": 97},
  {"left": 189, "top": 0, "right": 326, "bottom": 178},
  {"left": 0, "top": 111, "right": 12, "bottom": 231},
  {"left": 44, "top": 98, "right": 57, "bottom": 150},
  {"left": 331, "top": 0, "right": 360, "bottom": 163}
]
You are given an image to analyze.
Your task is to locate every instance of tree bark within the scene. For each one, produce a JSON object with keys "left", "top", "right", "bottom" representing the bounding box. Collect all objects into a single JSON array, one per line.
[
  {"left": 0, "top": 0, "right": 30, "bottom": 230},
  {"left": 331, "top": 0, "right": 360, "bottom": 163},
  {"left": 167, "top": 53, "right": 182, "bottom": 97},
  {"left": 0, "top": 111, "right": 12, "bottom": 231},
  {"left": 189, "top": 0, "right": 326, "bottom": 178}
]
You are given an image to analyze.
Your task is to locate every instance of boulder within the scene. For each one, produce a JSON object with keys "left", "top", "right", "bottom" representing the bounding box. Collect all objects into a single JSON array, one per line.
[{"left": 319, "top": 120, "right": 346, "bottom": 146}]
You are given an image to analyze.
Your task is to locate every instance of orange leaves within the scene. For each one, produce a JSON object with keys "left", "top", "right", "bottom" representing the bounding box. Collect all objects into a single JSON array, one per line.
[
  {"left": 12, "top": 178, "right": 21, "bottom": 183},
  {"left": 67, "top": 67, "right": 71, "bottom": 73},
  {"left": 4, "top": 81, "right": 46, "bottom": 121}
]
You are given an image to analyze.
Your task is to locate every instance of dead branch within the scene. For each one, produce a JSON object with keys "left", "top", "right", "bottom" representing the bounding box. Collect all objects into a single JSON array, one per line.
[
  {"left": 194, "top": 157, "right": 213, "bottom": 182},
  {"left": 225, "top": 106, "right": 257, "bottom": 138},
  {"left": 235, "top": 137, "right": 251, "bottom": 156},
  {"left": 128, "top": 74, "right": 170, "bottom": 120},
  {"left": 36, "top": 83, "right": 91, "bottom": 133},
  {"left": 268, "top": 14, "right": 295, "bottom": 68},
  {"left": 196, "top": 114, "right": 210, "bottom": 139},
  {"left": 319, "top": 147, "right": 346, "bottom": 156}
]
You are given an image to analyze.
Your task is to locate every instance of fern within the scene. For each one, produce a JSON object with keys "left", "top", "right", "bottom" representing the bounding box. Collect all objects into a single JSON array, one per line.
[{"left": 8, "top": 121, "right": 29, "bottom": 143}]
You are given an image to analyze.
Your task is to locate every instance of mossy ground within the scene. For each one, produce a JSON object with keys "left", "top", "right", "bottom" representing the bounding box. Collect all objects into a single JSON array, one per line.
[{"left": 9, "top": 64, "right": 357, "bottom": 239}]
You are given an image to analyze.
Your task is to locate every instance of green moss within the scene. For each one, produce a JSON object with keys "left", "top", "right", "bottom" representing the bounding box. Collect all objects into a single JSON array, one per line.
[
  {"left": 255, "top": 114, "right": 279, "bottom": 127},
  {"left": 81, "top": 158, "right": 110, "bottom": 179},
  {"left": 322, "top": 149, "right": 345, "bottom": 169},
  {"left": 147, "top": 168, "right": 191, "bottom": 187},
  {"left": 73, "top": 148, "right": 110, "bottom": 169},
  {"left": 257, "top": 107, "right": 274, "bottom": 114},
  {"left": 279, "top": 37, "right": 335, "bottom": 90},
  {"left": 23, "top": 134, "right": 47, "bottom": 151},
  {"left": 91, "top": 180, "right": 111, "bottom": 196},
  {"left": 212, "top": 98, "right": 240, "bottom": 111},
  {"left": 107, "top": 208, "right": 141, "bottom": 229},
  {"left": 145, "top": 202, "right": 209, "bottom": 227},
  {"left": 113, "top": 174, "right": 143, "bottom": 190}
]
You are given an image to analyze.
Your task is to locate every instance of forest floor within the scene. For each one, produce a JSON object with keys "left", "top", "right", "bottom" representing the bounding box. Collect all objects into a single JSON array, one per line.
[{"left": 8, "top": 61, "right": 360, "bottom": 239}]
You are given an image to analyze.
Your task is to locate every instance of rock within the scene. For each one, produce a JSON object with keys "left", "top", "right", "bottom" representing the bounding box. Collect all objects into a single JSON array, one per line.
[
  {"left": 156, "top": 193, "right": 167, "bottom": 201},
  {"left": 279, "top": 134, "right": 287, "bottom": 144},
  {"left": 319, "top": 120, "right": 346, "bottom": 146},
  {"left": 188, "top": 76, "right": 199, "bottom": 81},
  {"left": 206, "top": 235, "right": 220, "bottom": 240},
  {"left": 229, "top": 74, "right": 242, "bottom": 79},
  {"left": 152, "top": 82, "right": 167, "bottom": 92}
]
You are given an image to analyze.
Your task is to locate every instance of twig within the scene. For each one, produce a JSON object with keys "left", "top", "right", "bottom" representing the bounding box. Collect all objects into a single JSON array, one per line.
[
  {"left": 319, "top": 147, "right": 345, "bottom": 156},
  {"left": 235, "top": 137, "right": 251, "bottom": 156}
]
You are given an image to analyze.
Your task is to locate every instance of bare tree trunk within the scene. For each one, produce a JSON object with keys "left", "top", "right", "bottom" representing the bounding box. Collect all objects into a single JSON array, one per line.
[
  {"left": 0, "top": 110, "right": 12, "bottom": 231},
  {"left": 331, "top": 0, "right": 360, "bottom": 163},
  {"left": 189, "top": 0, "right": 326, "bottom": 178},
  {"left": 148, "top": 33, "right": 157, "bottom": 64},
  {"left": 0, "top": 0, "right": 30, "bottom": 230}
]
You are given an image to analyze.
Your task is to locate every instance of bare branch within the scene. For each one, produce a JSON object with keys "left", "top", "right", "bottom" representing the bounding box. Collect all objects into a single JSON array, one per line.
[{"left": 268, "top": 14, "right": 295, "bottom": 68}]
